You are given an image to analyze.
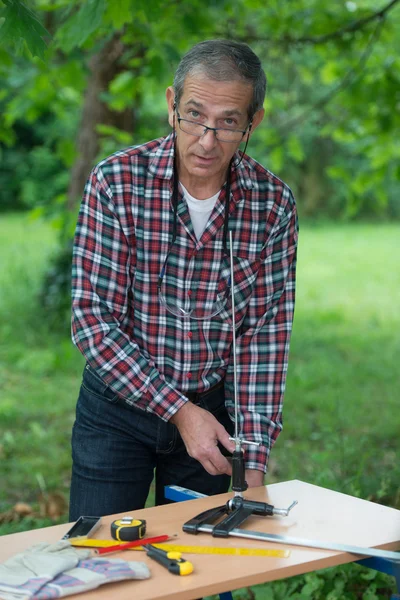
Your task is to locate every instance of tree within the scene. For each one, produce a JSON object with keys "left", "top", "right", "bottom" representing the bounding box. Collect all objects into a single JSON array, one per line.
[
  {"left": 1, "top": 0, "right": 399, "bottom": 325},
  {"left": 1, "top": 0, "right": 399, "bottom": 220},
  {"left": 66, "top": 32, "right": 136, "bottom": 209}
]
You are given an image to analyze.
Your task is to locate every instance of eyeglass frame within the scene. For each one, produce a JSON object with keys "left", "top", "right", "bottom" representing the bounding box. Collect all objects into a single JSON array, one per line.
[
  {"left": 175, "top": 107, "right": 252, "bottom": 143},
  {"left": 157, "top": 239, "right": 232, "bottom": 320}
]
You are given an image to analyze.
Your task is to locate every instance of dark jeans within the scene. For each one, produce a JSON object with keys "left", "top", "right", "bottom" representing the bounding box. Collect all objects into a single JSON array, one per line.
[{"left": 69, "top": 364, "right": 233, "bottom": 520}]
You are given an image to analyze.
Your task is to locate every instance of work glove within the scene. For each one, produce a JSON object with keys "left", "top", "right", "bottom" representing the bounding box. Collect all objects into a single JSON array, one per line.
[
  {"left": 0, "top": 541, "right": 89, "bottom": 599},
  {"left": 34, "top": 556, "right": 150, "bottom": 599},
  {"left": 0, "top": 540, "right": 149, "bottom": 600}
]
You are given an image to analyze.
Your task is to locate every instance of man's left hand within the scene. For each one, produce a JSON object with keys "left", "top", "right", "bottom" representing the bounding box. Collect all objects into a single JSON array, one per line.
[{"left": 244, "top": 469, "right": 265, "bottom": 488}]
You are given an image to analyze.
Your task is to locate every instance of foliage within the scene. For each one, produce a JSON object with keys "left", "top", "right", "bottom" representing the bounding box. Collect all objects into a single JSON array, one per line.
[
  {"left": 0, "top": 0, "right": 49, "bottom": 59},
  {"left": 0, "top": 0, "right": 399, "bottom": 221},
  {"left": 209, "top": 563, "right": 395, "bottom": 599},
  {"left": 0, "top": 51, "right": 84, "bottom": 212},
  {"left": 38, "top": 238, "right": 73, "bottom": 332}
]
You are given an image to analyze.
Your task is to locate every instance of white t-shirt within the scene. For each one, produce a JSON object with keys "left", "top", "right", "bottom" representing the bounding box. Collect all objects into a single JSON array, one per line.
[{"left": 180, "top": 183, "right": 220, "bottom": 240}]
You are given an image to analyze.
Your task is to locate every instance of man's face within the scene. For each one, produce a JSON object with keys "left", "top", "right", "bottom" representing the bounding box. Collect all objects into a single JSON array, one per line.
[{"left": 166, "top": 74, "right": 264, "bottom": 194}]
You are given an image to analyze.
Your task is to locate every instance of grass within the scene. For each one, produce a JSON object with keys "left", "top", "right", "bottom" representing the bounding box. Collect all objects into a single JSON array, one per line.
[
  {"left": 0, "top": 214, "right": 398, "bottom": 597},
  {"left": 0, "top": 214, "right": 84, "bottom": 526},
  {"left": 270, "top": 224, "right": 400, "bottom": 505}
]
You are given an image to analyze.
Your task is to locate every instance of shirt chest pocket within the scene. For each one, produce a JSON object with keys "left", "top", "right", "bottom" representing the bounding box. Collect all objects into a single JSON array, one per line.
[{"left": 216, "top": 254, "right": 261, "bottom": 328}]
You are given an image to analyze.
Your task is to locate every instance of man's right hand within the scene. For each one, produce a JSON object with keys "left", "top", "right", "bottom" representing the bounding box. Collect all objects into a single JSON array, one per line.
[{"left": 170, "top": 401, "right": 236, "bottom": 476}]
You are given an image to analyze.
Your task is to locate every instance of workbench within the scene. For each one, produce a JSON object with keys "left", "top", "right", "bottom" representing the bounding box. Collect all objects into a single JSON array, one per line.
[{"left": 0, "top": 480, "right": 399, "bottom": 600}]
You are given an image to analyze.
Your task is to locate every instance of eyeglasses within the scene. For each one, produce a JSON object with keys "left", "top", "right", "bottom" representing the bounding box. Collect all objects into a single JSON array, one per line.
[
  {"left": 158, "top": 242, "right": 231, "bottom": 320},
  {"left": 176, "top": 109, "right": 251, "bottom": 143}
]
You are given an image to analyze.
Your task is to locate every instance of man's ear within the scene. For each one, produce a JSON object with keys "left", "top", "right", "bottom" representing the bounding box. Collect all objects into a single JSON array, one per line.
[
  {"left": 166, "top": 86, "right": 175, "bottom": 128},
  {"left": 248, "top": 107, "right": 265, "bottom": 135}
]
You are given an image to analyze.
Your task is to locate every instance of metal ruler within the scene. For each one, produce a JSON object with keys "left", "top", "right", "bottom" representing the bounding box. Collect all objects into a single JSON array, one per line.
[
  {"left": 69, "top": 538, "right": 289, "bottom": 558},
  {"left": 194, "top": 524, "right": 400, "bottom": 562}
]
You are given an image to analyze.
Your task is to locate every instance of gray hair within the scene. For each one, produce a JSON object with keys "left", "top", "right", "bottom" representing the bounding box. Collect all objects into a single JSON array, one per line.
[{"left": 173, "top": 39, "right": 267, "bottom": 119}]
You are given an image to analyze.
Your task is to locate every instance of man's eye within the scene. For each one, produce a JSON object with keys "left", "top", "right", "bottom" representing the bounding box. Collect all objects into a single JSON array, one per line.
[
  {"left": 223, "top": 118, "right": 237, "bottom": 128},
  {"left": 189, "top": 110, "right": 200, "bottom": 119}
]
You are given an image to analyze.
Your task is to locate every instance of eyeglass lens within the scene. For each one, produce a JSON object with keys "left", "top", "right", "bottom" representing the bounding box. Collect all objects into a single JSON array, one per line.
[{"left": 178, "top": 119, "right": 245, "bottom": 142}]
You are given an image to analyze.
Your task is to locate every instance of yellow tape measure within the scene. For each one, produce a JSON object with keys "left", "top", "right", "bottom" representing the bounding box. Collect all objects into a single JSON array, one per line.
[
  {"left": 110, "top": 517, "right": 146, "bottom": 542},
  {"left": 69, "top": 538, "right": 289, "bottom": 558}
]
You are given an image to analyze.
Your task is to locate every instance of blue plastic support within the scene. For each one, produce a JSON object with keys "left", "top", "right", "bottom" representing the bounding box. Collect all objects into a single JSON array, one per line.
[
  {"left": 218, "top": 593, "right": 234, "bottom": 600},
  {"left": 164, "top": 485, "right": 207, "bottom": 502}
]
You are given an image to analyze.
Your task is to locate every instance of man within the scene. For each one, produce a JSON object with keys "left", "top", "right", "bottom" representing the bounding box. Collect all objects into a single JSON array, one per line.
[{"left": 69, "top": 39, "right": 298, "bottom": 520}]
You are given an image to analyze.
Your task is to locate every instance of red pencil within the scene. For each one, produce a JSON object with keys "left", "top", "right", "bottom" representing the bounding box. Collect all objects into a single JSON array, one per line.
[{"left": 94, "top": 534, "right": 171, "bottom": 555}]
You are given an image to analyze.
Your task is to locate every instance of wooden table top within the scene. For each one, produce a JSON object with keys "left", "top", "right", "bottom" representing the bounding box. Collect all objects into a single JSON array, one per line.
[{"left": 1, "top": 480, "right": 399, "bottom": 600}]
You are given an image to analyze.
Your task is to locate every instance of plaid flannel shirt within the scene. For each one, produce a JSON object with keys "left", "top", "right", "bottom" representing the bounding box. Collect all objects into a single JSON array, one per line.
[{"left": 72, "top": 133, "right": 298, "bottom": 472}]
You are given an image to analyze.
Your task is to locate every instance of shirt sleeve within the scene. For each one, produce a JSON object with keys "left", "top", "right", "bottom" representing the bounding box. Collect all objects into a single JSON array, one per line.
[
  {"left": 71, "top": 166, "right": 187, "bottom": 420},
  {"left": 224, "top": 185, "right": 299, "bottom": 472}
]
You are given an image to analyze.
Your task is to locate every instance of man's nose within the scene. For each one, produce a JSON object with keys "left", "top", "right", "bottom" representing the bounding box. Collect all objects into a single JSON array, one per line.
[{"left": 199, "top": 128, "right": 217, "bottom": 151}]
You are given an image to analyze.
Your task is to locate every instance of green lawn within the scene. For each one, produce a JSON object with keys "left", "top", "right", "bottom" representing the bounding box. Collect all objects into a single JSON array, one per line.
[
  {"left": 272, "top": 224, "right": 400, "bottom": 506},
  {"left": 0, "top": 214, "right": 398, "bottom": 597}
]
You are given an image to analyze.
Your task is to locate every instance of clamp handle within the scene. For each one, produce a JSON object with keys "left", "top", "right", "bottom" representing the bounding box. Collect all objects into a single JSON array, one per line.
[{"left": 229, "top": 437, "right": 260, "bottom": 495}]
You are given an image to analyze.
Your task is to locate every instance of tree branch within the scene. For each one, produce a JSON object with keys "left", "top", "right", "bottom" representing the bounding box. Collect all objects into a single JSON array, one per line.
[
  {"left": 284, "top": 0, "right": 400, "bottom": 45},
  {"left": 271, "top": 16, "right": 385, "bottom": 138},
  {"left": 225, "top": 0, "right": 400, "bottom": 47}
]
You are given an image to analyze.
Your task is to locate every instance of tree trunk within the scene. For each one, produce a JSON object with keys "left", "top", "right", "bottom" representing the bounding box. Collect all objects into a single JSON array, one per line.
[{"left": 67, "top": 33, "right": 135, "bottom": 210}]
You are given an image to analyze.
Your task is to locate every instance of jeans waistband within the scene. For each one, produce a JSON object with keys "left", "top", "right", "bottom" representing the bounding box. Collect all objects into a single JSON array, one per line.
[{"left": 184, "top": 379, "right": 225, "bottom": 404}]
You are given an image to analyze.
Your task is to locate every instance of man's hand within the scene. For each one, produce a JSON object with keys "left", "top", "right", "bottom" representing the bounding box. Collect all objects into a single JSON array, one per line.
[
  {"left": 171, "top": 402, "right": 235, "bottom": 476},
  {"left": 245, "top": 468, "right": 265, "bottom": 488}
]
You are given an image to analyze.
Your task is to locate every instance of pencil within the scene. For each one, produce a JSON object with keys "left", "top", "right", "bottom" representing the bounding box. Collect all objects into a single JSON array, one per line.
[{"left": 94, "top": 534, "right": 171, "bottom": 555}]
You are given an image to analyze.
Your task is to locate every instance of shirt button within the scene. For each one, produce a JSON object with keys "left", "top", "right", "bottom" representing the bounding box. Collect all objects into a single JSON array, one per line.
[
  {"left": 188, "top": 332, "right": 193, "bottom": 338},
  {"left": 186, "top": 372, "right": 192, "bottom": 379}
]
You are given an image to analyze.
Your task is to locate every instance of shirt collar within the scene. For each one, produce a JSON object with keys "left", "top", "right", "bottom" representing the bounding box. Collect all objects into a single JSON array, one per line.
[
  {"left": 148, "top": 132, "right": 256, "bottom": 191},
  {"left": 148, "top": 133, "right": 175, "bottom": 180},
  {"left": 233, "top": 150, "right": 256, "bottom": 191}
]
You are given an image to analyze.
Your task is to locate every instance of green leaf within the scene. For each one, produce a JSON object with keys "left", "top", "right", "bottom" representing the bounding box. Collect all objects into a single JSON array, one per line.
[
  {"left": 56, "top": 138, "right": 76, "bottom": 168},
  {"left": 104, "top": 0, "right": 133, "bottom": 29},
  {"left": 109, "top": 70, "right": 135, "bottom": 95},
  {"left": 287, "top": 134, "right": 305, "bottom": 163},
  {"left": 148, "top": 54, "right": 165, "bottom": 79},
  {"left": 374, "top": 190, "right": 389, "bottom": 212},
  {"left": 0, "top": 0, "right": 50, "bottom": 59},
  {"left": 161, "top": 42, "right": 182, "bottom": 65},
  {"left": 55, "top": 0, "right": 106, "bottom": 52},
  {"left": 269, "top": 146, "right": 284, "bottom": 172},
  {"left": 350, "top": 173, "right": 371, "bottom": 196},
  {"left": 320, "top": 61, "right": 340, "bottom": 85},
  {"left": 0, "top": 46, "right": 13, "bottom": 66},
  {"left": 326, "top": 165, "right": 351, "bottom": 182},
  {"left": 96, "top": 123, "right": 132, "bottom": 145},
  {"left": 362, "top": 586, "right": 379, "bottom": 600}
]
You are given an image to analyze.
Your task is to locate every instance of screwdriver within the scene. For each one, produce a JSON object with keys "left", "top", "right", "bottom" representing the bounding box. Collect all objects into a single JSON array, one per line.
[{"left": 144, "top": 544, "right": 194, "bottom": 576}]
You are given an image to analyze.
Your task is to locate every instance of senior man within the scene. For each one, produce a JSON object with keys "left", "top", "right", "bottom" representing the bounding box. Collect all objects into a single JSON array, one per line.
[{"left": 69, "top": 39, "right": 298, "bottom": 519}]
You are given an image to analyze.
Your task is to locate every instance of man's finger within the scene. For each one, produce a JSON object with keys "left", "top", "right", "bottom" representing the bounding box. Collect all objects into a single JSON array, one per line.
[
  {"left": 216, "top": 429, "right": 236, "bottom": 456},
  {"left": 202, "top": 460, "right": 220, "bottom": 476},
  {"left": 208, "top": 447, "right": 232, "bottom": 476}
]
